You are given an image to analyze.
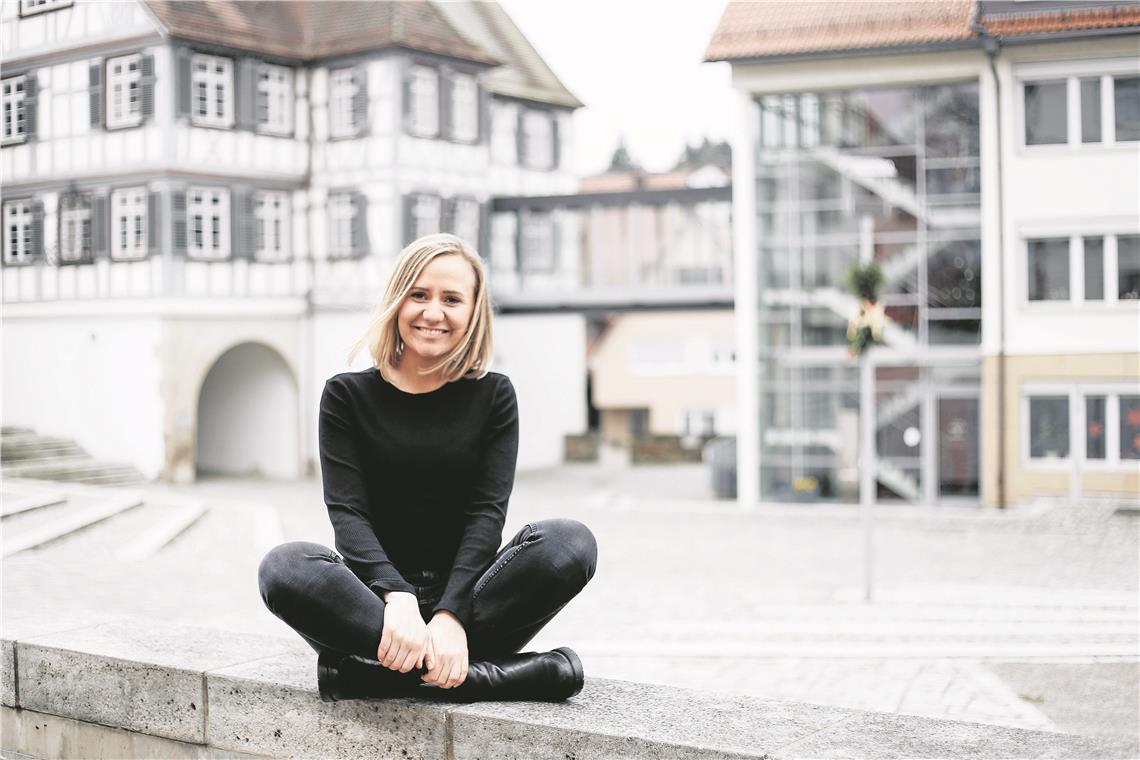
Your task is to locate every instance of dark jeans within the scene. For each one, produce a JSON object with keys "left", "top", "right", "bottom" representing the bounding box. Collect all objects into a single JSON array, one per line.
[{"left": 257, "top": 518, "right": 597, "bottom": 664}]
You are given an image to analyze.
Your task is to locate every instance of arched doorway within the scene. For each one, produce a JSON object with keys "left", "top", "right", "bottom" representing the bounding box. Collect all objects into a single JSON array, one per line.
[{"left": 196, "top": 342, "right": 299, "bottom": 479}]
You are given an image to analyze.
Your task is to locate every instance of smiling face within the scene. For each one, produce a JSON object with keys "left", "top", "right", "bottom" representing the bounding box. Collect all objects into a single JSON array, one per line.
[{"left": 396, "top": 253, "right": 478, "bottom": 370}]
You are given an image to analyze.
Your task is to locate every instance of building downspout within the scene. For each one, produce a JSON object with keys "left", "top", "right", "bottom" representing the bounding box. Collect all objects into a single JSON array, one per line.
[{"left": 973, "top": 7, "right": 1008, "bottom": 508}]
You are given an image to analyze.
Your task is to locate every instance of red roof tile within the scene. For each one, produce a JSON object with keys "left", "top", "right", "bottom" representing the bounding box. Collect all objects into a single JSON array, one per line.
[{"left": 985, "top": 3, "right": 1140, "bottom": 37}]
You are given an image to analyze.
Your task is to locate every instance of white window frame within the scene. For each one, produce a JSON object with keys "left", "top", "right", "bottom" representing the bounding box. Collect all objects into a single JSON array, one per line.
[
  {"left": 3, "top": 200, "right": 33, "bottom": 264},
  {"left": 328, "top": 192, "right": 357, "bottom": 258},
  {"left": 191, "top": 54, "right": 234, "bottom": 129},
  {"left": 254, "top": 190, "right": 289, "bottom": 261},
  {"left": 409, "top": 65, "right": 439, "bottom": 138},
  {"left": 257, "top": 63, "right": 293, "bottom": 135},
  {"left": 1016, "top": 58, "right": 1139, "bottom": 151},
  {"left": 412, "top": 194, "right": 441, "bottom": 240},
  {"left": 452, "top": 197, "right": 480, "bottom": 246},
  {"left": 19, "top": 0, "right": 71, "bottom": 16},
  {"left": 1023, "top": 383, "right": 1140, "bottom": 470},
  {"left": 2, "top": 76, "right": 27, "bottom": 145},
  {"left": 106, "top": 53, "right": 143, "bottom": 129},
  {"left": 329, "top": 68, "right": 357, "bottom": 139},
  {"left": 59, "top": 196, "right": 92, "bottom": 263},
  {"left": 111, "top": 187, "right": 148, "bottom": 261},
  {"left": 451, "top": 72, "right": 478, "bottom": 143},
  {"left": 1021, "top": 225, "right": 1140, "bottom": 309},
  {"left": 522, "top": 109, "right": 554, "bottom": 170},
  {"left": 187, "top": 187, "right": 230, "bottom": 260},
  {"left": 520, "top": 210, "right": 555, "bottom": 273}
]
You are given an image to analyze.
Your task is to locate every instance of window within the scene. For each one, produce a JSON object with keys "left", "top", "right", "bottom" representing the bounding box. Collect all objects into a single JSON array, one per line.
[
  {"left": 452, "top": 198, "right": 480, "bottom": 246},
  {"left": 1084, "top": 236, "right": 1104, "bottom": 300},
  {"left": 522, "top": 110, "right": 554, "bottom": 169},
  {"left": 329, "top": 68, "right": 357, "bottom": 138},
  {"left": 191, "top": 54, "right": 233, "bottom": 128},
  {"left": 411, "top": 194, "right": 440, "bottom": 241},
  {"left": 1118, "top": 235, "right": 1140, "bottom": 300},
  {"left": 451, "top": 73, "right": 478, "bottom": 142},
  {"left": 1121, "top": 396, "right": 1140, "bottom": 460},
  {"left": 1028, "top": 396, "right": 1069, "bottom": 459},
  {"left": 19, "top": 0, "right": 71, "bottom": 15},
  {"left": 111, "top": 188, "right": 148, "bottom": 260},
  {"left": 1086, "top": 395, "right": 1107, "bottom": 460},
  {"left": 1024, "top": 81, "right": 1067, "bottom": 145},
  {"left": 1027, "top": 238, "right": 1069, "bottom": 301},
  {"left": 328, "top": 192, "right": 357, "bottom": 258},
  {"left": 409, "top": 65, "right": 439, "bottom": 138},
  {"left": 106, "top": 54, "right": 142, "bottom": 129},
  {"left": 254, "top": 191, "right": 289, "bottom": 260},
  {"left": 257, "top": 64, "right": 293, "bottom": 135},
  {"left": 59, "top": 195, "right": 92, "bottom": 263},
  {"left": 187, "top": 187, "right": 229, "bottom": 259},
  {"left": 2, "top": 76, "right": 27, "bottom": 144},
  {"left": 1080, "top": 77, "right": 1101, "bottom": 144},
  {"left": 520, "top": 211, "right": 555, "bottom": 273},
  {"left": 1114, "top": 76, "right": 1140, "bottom": 142},
  {"left": 3, "top": 201, "right": 34, "bottom": 263}
]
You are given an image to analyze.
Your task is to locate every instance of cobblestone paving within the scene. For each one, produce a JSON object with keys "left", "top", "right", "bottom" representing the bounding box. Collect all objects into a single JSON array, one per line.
[{"left": 2, "top": 465, "right": 1137, "bottom": 744}]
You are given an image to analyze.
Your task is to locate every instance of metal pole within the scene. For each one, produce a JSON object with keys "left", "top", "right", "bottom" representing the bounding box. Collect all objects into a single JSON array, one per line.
[{"left": 860, "top": 351, "right": 875, "bottom": 603}]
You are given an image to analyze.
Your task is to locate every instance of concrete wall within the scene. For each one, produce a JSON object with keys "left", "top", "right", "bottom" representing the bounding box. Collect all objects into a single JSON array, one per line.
[
  {"left": 983, "top": 352, "right": 1140, "bottom": 506},
  {"left": 0, "top": 311, "right": 166, "bottom": 478}
]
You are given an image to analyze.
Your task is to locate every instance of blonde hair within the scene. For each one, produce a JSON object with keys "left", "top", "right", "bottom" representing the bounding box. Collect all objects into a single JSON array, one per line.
[{"left": 348, "top": 233, "right": 493, "bottom": 381}]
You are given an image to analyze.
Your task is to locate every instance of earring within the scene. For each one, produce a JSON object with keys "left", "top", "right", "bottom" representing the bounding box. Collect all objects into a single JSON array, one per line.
[{"left": 396, "top": 337, "right": 404, "bottom": 356}]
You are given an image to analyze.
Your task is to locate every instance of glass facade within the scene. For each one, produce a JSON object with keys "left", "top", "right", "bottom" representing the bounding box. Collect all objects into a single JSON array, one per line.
[{"left": 755, "top": 81, "right": 982, "bottom": 503}]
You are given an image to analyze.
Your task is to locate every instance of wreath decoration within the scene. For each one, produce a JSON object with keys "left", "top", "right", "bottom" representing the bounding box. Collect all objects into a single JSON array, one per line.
[{"left": 845, "top": 262, "right": 886, "bottom": 358}]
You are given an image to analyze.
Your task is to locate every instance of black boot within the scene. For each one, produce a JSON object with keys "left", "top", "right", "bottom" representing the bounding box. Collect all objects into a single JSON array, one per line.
[
  {"left": 423, "top": 647, "right": 584, "bottom": 703},
  {"left": 316, "top": 651, "right": 423, "bottom": 703}
]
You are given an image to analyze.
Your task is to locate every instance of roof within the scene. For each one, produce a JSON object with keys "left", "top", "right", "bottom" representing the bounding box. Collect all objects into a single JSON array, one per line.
[
  {"left": 142, "top": 1, "right": 580, "bottom": 107},
  {"left": 432, "top": 1, "right": 582, "bottom": 108},
  {"left": 704, "top": 0, "right": 1140, "bottom": 62}
]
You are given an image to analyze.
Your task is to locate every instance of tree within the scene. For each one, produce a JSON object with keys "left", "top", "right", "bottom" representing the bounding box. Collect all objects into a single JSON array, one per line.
[
  {"left": 607, "top": 138, "right": 641, "bottom": 172},
  {"left": 672, "top": 137, "right": 731, "bottom": 172}
]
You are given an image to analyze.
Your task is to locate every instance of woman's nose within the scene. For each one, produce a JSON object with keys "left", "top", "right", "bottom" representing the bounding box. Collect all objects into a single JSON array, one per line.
[{"left": 423, "top": 300, "right": 445, "bottom": 320}]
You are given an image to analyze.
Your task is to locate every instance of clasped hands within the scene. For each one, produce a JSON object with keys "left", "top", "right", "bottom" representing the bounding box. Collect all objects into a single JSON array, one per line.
[{"left": 378, "top": 591, "right": 468, "bottom": 689}]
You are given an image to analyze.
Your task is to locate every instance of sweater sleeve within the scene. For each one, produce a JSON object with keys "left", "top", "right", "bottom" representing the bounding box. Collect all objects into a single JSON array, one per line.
[
  {"left": 433, "top": 375, "right": 519, "bottom": 628},
  {"left": 319, "top": 376, "right": 415, "bottom": 598}
]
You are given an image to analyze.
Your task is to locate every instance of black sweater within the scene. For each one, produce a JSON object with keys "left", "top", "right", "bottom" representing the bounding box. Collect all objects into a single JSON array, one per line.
[{"left": 318, "top": 367, "right": 519, "bottom": 629}]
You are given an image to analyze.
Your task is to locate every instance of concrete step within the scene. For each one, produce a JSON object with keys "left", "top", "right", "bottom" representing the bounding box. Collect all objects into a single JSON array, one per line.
[
  {"left": 0, "top": 489, "right": 66, "bottom": 517},
  {"left": 1, "top": 492, "right": 144, "bottom": 557},
  {"left": 0, "top": 426, "right": 34, "bottom": 436},
  {"left": 1, "top": 459, "right": 144, "bottom": 485}
]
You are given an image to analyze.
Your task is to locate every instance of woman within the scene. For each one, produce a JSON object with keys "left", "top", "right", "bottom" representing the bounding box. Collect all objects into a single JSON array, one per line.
[{"left": 257, "top": 233, "right": 597, "bottom": 703}]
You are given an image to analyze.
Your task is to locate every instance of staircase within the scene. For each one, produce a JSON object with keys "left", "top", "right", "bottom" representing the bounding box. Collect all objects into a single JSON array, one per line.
[{"left": 1, "top": 426, "right": 146, "bottom": 486}]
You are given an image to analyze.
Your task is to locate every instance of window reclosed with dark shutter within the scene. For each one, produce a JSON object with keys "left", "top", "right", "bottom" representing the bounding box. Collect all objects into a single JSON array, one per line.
[
  {"left": 237, "top": 58, "right": 257, "bottom": 131},
  {"left": 230, "top": 187, "right": 248, "bottom": 259},
  {"left": 171, "top": 190, "right": 187, "bottom": 255},
  {"left": 551, "top": 113, "right": 560, "bottom": 169},
  {"left": 30, "top": 200, "right": 44, "bottom": 259},
  {"left": 23, "top": 74, "right": 37, "bottom": 140},
  {"left": 353, "top": 65, "right": 369, "bottom": 137},
  {"left": 438, "top": 68, "right": 452, "bottom": 141},
  {"left": 175, "top": 49, "right": 192, "bottom": 118},
  {"left": 89, "top": 61, "right": 104, "bottom": 127},
  {"left": 147, "top": 191, "right": 160, "bottom": 254},
  {"left": 402, "top": 194, "right": 415, "bottom": 247},
  {"left": 352, "top": 191, "right": 369, "bottom": 257},
  {"left": 441, "top": 197, "right": 456, "bottom": 235},
  {"left": 140, "top": 54, "right": 155, "bottom": 121},
  {"left": 516, "top": 107, "right": 526, "bottom": 166},
  {"left": 91, "top": 193, "right": 108, "bottom": 260}
]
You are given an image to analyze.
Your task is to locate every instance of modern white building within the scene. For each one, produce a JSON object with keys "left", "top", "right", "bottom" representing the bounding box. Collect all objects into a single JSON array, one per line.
[
  {"left": 1, "top": 0, "right": 588, "bottom": 481},
  {"left": 707, "top": 0, "right": 1140, "bottom": 506}
]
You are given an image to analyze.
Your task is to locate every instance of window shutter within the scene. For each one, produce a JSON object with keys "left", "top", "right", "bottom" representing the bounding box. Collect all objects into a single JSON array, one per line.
[
  {"left": 175, "top": 48, "right": 192, "bottom": 118},
  {"left": 478, "top": 201, "right": 490, "bottom": 258},
  {"left": 403, "top": 194, "right": 415, "bottom": 246},
  {"left": 230, "top": 189, "right": 247, "bottom": 259},
  {"left": 477, "top": 84, "right": 488, "bottom": 145},
  {"left": 551, "top": 113, "right": 560, "bottom": 170},
  {"left": 237, "top": 58, "right": 257, "bottom": 130},
  {"left": 441, "top": 197, "right": 456, "bottom": 234},
  {"left": 352, "top": 65, "right": 369, "bottom": 137},
  {"left": 171, "top": 190, "right": 187, "bottom": 255},
  {"left": 352, "top": 191, "right": 369, "bottom": 258},
  {"left": 91, "top": 193, "right": 108, "bottom": 260},
  {"left": 551, "top": 213, "right": 561, "bottom": 271},
  {"left": 438, "top": 67, "right": 452, "bottom": 141},
  {"left": 516, "top": 107, "right": 526, "bottom": 166},
  {"left": 401, "top": 62, "right": 413, "bottom": 135},
  {"left": 140, "top": 54, "right": 155, "bottom": 120},
  {"left": 89, "top": 62, "right": 104, "bottom": 127},
  {"left": 30, "top": 200, "right": 44, "bottom": 260},
  {"left": 243, "top": 192, "right": 257, "bottom": 259},
  {"left": 23, "top": 75, "right": 37, "bottom": 140},
  {"left": 147, "top": 191, "right": 160, "bottom": 254}
]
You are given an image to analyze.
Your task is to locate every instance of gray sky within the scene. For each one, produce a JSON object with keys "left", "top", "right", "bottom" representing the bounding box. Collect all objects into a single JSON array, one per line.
[{"left": 497, "top": 0, "right": 734, "bottom": 177}]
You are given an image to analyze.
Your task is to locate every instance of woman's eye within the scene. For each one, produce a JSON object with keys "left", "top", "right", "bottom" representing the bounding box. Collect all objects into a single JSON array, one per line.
[
  {"left": 445, "top": 296, "right": 461, "bottom": 304},
  {"left": 410, "top": 292, "right": 426, "bottom": 300}
]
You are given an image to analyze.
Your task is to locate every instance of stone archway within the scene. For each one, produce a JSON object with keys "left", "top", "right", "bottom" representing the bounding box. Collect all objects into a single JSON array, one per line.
[{"left": 195, "top": 341, "right": 300, "bottom": 479}]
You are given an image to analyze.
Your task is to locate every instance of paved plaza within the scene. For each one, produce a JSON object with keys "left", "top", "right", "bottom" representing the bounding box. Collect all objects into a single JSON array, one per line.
[{"left": 2, "top": 463, "right": 1137, "bottom": 745}]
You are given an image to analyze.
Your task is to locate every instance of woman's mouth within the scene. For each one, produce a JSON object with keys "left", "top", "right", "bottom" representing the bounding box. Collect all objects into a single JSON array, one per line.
[{"left": 415, "top": 327, "right": 448, "bottom": 336}]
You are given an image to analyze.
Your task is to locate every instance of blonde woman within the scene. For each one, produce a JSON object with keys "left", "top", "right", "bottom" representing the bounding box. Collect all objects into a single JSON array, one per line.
[{"left": 258, "top": 233, "right": 596, "bottom": 703}]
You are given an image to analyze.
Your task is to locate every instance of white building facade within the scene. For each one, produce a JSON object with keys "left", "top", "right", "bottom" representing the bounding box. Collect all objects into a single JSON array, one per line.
[
  {"left": 1, "top": 0, "right": 587, "bottom": 481},
  {"left": 708, "top": 0, "right": 1140, "bottom": 506}
]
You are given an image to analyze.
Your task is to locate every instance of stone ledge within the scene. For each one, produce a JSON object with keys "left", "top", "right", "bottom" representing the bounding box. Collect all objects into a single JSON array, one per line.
[{"left": 1, "top": 615, "right": 1137, "bottom": 760}]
